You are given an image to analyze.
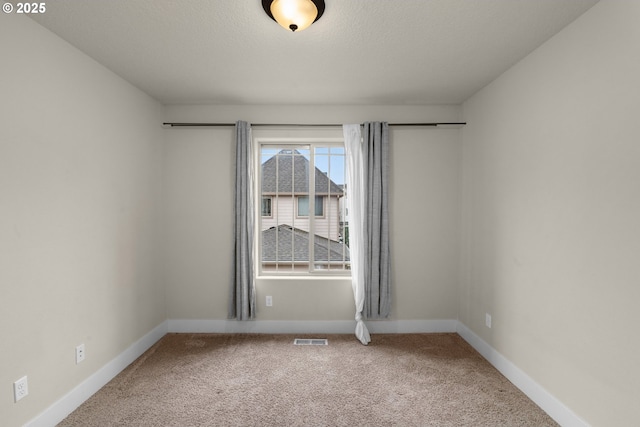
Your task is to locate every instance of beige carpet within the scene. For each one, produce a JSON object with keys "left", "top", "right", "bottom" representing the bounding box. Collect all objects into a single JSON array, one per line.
[{"left": 58, "top": 333, "right": 557, "bottom": 426}]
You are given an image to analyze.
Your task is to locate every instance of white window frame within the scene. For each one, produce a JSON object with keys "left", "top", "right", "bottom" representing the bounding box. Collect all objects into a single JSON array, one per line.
[{"left": 254, "top": 135, "right": 350, "bottom": 277}]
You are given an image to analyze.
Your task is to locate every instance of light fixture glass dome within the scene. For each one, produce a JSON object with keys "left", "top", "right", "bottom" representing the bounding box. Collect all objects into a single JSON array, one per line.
[{"left": 270, "top": 0, "right": 318, "bottom": 32}]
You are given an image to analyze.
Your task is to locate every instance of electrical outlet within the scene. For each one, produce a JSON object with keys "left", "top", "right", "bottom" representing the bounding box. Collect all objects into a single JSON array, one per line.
[
  {"left": 266, "top": 296, "right": 273, "bottom": 307},
  {"left": 76, "top": 344, "right": 85, "bottom": 364},
  {"left": 485, "top": 313, "right": 492, "bottom": 329},
  {"left": 14, "top": 376, "right": 28, "bottom": 402}
]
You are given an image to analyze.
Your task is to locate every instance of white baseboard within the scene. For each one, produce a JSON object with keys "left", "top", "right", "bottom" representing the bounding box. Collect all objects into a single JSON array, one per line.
[
  {"left": 24, "top": 318, "right": 456, "bottom": 426},
  {"left": 25, "top": 319, "right": 585, "bottom": 427},
  {"left": 368, "top": 319, "right": 457, "bottom": 333},
  {"left": 25, "top": 321, "right": 168, "bottom": 427},
  {"left": 456, "top": 322, "right": 589, "bottom": 427},
  {"left": 167, "top": 318, "right": 458, "bottom": 334}
]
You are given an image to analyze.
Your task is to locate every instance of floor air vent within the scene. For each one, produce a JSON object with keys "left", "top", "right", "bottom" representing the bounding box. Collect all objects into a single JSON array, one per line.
[{"left": 294, "top": 338, "right": 328, "bottom": 346}]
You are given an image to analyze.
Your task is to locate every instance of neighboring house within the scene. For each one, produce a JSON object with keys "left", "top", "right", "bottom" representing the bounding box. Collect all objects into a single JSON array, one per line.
[
  {"left": 261, "top": 149, "right": 344, "bottom": 240},
  {"left": 262, "top": 224, "right": 350, "bottom": 271},
  {"left": 338, "top": 184, "right": 349, "bottom": 247},
  {"left": 260, "top": 149, "right": 349, "bottom": 270}
]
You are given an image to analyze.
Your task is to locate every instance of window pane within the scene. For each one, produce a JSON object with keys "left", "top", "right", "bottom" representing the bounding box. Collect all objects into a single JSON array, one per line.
[
  {"left": 261, "top": 197, "right": 271, "bottom": 216},
  {"left": 297, "top": 195, "right": 309, "bottom": 216},
  {"left": 314, "top": 233, "right": 350, "bottom": 271},
  {"left": 297, "top": 196, "right": 323, "bottom": 217},
  {"left": 259, "top": 143, "right": 349, "bottom": 275}
]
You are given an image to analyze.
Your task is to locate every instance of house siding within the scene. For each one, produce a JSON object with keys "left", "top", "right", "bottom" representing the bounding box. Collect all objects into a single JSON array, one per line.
[{"left": 262, "top": 194, "right": 342, "bottom": 241}]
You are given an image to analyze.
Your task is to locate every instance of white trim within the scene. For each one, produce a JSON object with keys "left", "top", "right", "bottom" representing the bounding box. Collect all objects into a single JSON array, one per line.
[
  {"left": 24, "top": 319, "right": 586, "bottom": 427},
  {"left": 169, "top": 319, "right": 354, "bottom": 334},
  {"left": 367, "top": 319, "right": 457, "bottom": 333},
  {"left": 167, "top": 319, "right": 458, "bottom": 334},
  {"left": 25, "top": 321, "right": 168, "bottom": 427},
  {"left": 456, "top": 322, "right": 590, "bottom": 427},
  {"left": 256, "top": 137, "right": 347, "bottom": 277}
]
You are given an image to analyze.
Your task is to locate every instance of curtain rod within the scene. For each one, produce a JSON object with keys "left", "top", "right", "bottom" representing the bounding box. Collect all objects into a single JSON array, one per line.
[{"left": 162, "top": 122, "right": 465, "bottom": 128}]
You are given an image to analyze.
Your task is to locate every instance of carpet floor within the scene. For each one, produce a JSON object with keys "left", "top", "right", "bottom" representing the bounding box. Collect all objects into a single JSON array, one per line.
[{"left": 58, "top": 333, "right": 558, "bottom": 426}]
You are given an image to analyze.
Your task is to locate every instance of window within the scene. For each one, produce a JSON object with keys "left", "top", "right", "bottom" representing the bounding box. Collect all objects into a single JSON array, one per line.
[
  {"left": 297, "top": 196, "right": 324, "bottom": 217},
  {"left": 258, "top": 143, "right": 350, "bottom": 274},
  {"left": 261, "top": 197, "right": 272, "bottom": 217}
]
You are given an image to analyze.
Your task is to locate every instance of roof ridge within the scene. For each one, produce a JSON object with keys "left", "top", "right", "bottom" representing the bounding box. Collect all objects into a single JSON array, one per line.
[{"left": 261, "top": 149, "right": 344, "bottom": 195}]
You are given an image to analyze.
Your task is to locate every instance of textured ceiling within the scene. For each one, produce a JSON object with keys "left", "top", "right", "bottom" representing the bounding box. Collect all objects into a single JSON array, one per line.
[{"left": 30, "top": 0, "right": 598, "bottom": 105}]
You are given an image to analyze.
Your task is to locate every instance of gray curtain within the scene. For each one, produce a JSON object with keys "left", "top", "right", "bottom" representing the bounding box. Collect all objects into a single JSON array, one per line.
[
  {"left": 229, "top": 121, "right": 255, "bottom": 320},
  {"left": 362, "top": 122, "right": 391, "bottom": 319}
]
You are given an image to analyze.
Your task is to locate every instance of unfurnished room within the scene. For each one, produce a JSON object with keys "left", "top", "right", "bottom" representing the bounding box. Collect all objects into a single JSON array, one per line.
[{"left": 1, "top": 1, "right": 639, "bottom": 426}]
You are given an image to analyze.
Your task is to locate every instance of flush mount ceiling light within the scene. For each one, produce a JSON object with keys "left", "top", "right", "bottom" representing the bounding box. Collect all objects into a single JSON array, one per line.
[{"left": 262, "top": 0, "right": 325, "bottom": 32}]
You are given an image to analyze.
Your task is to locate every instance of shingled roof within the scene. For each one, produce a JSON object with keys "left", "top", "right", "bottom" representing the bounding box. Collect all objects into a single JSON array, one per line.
[
  {"left": 261, "top": 150, "right": 344, "bottom": 195},
  {"left": 262, "top": 224, "right": 350, "bottom": 263}
]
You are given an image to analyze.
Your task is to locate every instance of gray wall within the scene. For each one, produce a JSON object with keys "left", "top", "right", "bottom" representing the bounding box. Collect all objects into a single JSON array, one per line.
[
  {"left": 1, "top": 15, "right": 165, "bottom": 427},
  {"left": 162, "top": 105, "right": 462, "bottom": 322},
  {"left": 460, "top": 1, "right": 640, "bottom": 424}
]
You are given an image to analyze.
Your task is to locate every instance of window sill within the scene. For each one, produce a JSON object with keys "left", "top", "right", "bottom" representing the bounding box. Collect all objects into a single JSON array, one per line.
[{"left": 256, "top": 275, "right": 351, "bottom": 281}]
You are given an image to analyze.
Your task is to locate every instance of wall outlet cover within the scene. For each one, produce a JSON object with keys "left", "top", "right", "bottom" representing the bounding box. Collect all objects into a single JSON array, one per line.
[
  {"left": 14, "top": 376, "right": 28, "bottom": 402},
  {"left": 76, "top": 344, "right": 85, "bottom": 364},
  {"left": 485, "top": 313, "right": 492, "bottom": 328}
]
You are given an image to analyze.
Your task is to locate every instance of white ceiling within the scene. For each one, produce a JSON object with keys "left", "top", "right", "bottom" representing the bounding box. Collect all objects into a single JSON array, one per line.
[{"left": 30, "top": 0, "right": 599, "bottom": 106}]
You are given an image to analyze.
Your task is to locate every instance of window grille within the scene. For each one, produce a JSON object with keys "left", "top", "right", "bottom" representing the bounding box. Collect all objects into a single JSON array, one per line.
[{"left": 259, "top": 143, "right": 350, "bottom": 274}]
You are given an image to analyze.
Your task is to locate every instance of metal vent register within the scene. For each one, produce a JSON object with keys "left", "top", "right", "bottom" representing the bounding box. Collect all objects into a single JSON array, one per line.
[{"left": 293, "top": 338, "right": 328, "bottom": 346}]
